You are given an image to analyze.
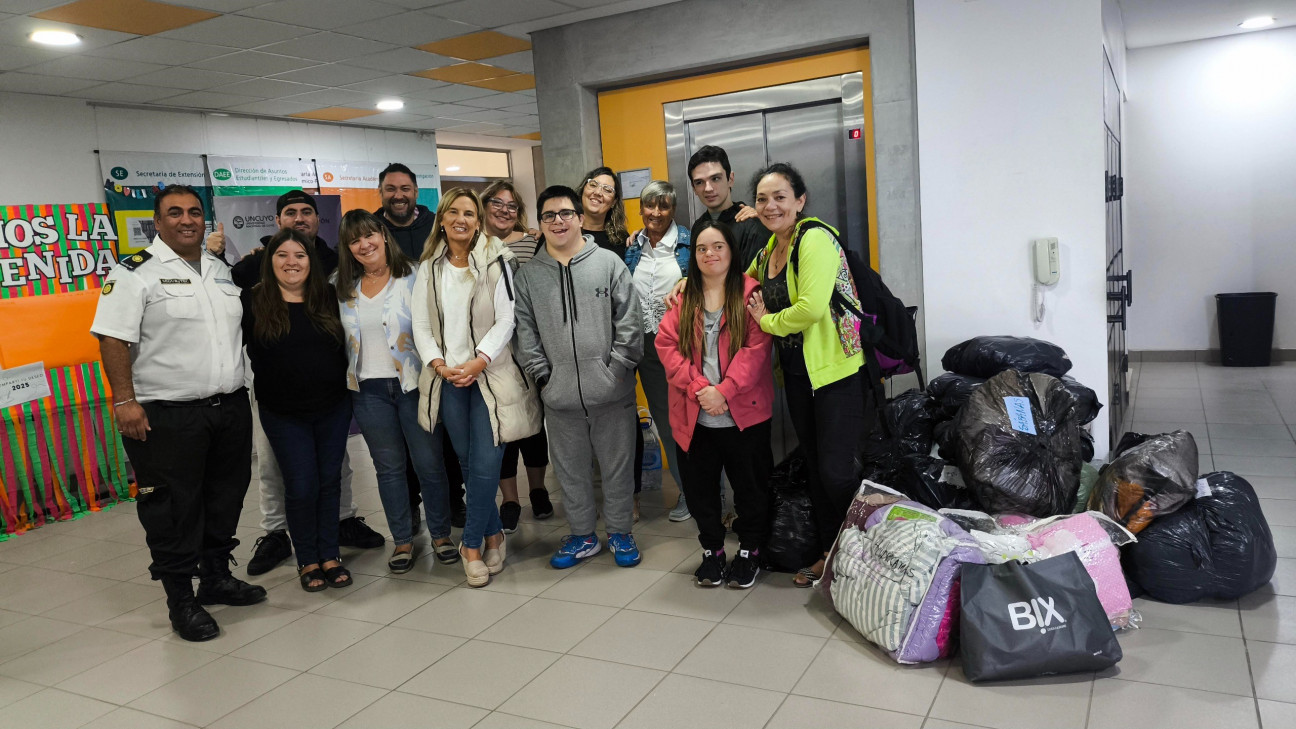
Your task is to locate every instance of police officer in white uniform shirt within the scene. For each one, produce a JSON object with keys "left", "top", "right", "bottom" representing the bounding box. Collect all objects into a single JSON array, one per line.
[{"left": 92, "top": 185, "right": 266, "bottom": 642}]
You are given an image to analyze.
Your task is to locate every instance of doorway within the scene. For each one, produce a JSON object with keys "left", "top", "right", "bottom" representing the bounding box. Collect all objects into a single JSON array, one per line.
[{"left": 1105, "top": 51, "right": 1131, "bottom": 445}]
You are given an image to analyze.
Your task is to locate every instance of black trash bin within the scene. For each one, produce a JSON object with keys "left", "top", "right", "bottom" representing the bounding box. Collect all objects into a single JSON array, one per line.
[{"left": 1216, "top": 292, "right": 1278, "bottom": 367}]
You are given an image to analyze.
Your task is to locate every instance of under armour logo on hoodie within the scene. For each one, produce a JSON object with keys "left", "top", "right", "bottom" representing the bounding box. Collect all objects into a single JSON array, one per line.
[{"left": 594, "top": 287, "right": 609, "bottom": 297}]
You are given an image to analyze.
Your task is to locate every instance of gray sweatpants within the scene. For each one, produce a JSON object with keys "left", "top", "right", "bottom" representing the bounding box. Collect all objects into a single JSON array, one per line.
[{"left": 547, "top": 397, "right": 638, "bottom": 535}]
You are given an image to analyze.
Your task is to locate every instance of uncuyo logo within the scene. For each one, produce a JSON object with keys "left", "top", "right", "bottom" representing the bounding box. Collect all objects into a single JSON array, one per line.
[
  {"left": 110, "top": 166, "right": 129, "bottom": 180},
  {"left": 232, "top": 216, "right": 245, "bottom": 229},
  {"left": 212, "top": 168, "right": 233, "bottom": 181},
  {"left": 1008, "top": 597, "right": 1067, "bottom": 634}
]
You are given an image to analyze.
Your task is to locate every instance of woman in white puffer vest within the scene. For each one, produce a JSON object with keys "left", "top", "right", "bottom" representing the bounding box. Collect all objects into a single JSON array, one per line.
[{"left": 412, "top": 188, "right": 542, "bottom": 587}]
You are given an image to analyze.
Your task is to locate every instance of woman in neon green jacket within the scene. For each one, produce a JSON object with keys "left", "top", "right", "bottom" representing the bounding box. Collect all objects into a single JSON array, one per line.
[{"left": 744, "top": 162, "right": 874, "bottom": 587}]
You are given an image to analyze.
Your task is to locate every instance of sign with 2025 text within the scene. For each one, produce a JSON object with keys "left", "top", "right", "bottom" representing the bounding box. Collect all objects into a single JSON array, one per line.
[{"left": 0, "top": 362, "right": 52, "bottom": 409}]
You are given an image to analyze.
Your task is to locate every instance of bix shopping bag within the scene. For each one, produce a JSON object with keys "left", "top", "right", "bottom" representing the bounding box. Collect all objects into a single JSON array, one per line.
[{"left": 960, "top": 552, "right": 1122, "bottom": 681}]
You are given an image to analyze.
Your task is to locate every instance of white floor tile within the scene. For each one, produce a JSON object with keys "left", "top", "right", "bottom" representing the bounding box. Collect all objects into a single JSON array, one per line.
[
  {"left": 128, "top": 655, "right": 298, "bottom": 726},
  {"left": 721, "top": 580, "right": 842, "bottom": 638},
  {"left": 767, "top": 695, "right": 924, "bottom": 728},
  {"left": 476, "top": 597, "right": 616, "bottom": 653},
  {"left": 40, "top": 581, "right": 165, "bottom": 626},
  {"left": 625, "top": 572, "right": 752, "bottom": 622},
  {"left": 315, "top": 574, "right": 448, "bottom": 623},
  {"left": 231, "top": 612, "right": 382, "bottom": 670},
  {"left": 0, "top": 615, "right": 86, "bottom": 663},
  {"left": 1130, "top": 597, "right": 1242, "bottom": 637},
  {"left": 0, "top": 627, "right": 147, "bottom": 686},
  {"left": 1106, "top": 627, "right": 1252, "bottom": 696},
  {"left": 336, "top": 691, "right": 486, "bottom": 729},
  {"left": 497, "top": 654, "right": 664, "bottom": 729},
  {"left": 1250, "top": 640, "right": 1296, "bottom": 703},
  {"left": 56, "top": 640, "right": 220, "bottom": 704},
  {"left": 0, "top": 675, "right": 43, "bottom": 709},
  {"left": 1258, "top": 699, "right": 1296, "bottom": 729},
  {"left": 3, "top": 688, "right": 116, "bottom": 729},
  {"left": 1213, "top": 455, "right": 1296, "bottom": 478},
  {"left": 391, "top": 586, "right": 531, "bottom": 638},
  {"left": 929, "top": 666, "right": 1091, "bottom": 729},
  {"left": 1250, "top": 476, "right": 1296, "bottom": 500},
  {"left": 160, "top": 603, "right": 307, "bottom": 654},
  {"left": 207, "top": 673, "right": 385, "bottom": 729},
  {"left": 569, "top": 609, "right": 713, "bottom": 671},
  {"left": 1088, "top": 680, "right": 1259, "bottom": 729},
  {"left": 616, "top": 673, "right": 784, "bottom": 729},
  {"left": 674, "top": 622, "right": 825, "bottom": 692},
  {"left": 1212, "top": 438, "right": 1296, "bottom": 458},
  {"left": 399, "top": 639, "right": 559, "bottom": 710},
  {"left": 78, "top": 707, "right": 199, "bottom": 729},
  {"left": 1240, "top": 590, "right": 1296, "bottom": 644},
  {"left": 1209, "top": 423, "right": 1296, "bottom": 440},
  {"left": 310, "top": 625, "right": 464, "bottom": 689},
  {"left": 537, "top": 564, "right": 667, "bottom": 608},
  {"left": 793, "top": 639, "right": 946, "bottom": 716}
]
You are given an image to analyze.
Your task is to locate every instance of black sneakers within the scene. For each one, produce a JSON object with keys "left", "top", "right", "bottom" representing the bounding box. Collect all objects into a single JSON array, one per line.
[
  {"left": 530, "top": 488, "right": 554, "bottom": 519},
  {"left": 726, "top": 548, "right": 760, "bottom": 589},
  {"left": 247, "top": 530, "right": 292, "bottom": 576},
  {"left": 197, "top": 574, "right": 267, "bottom": 606},
  {"left": 500, "top": 501, "right": 522, "bottom": 534},
  {"left": 338, "top": 516, "right": 385, "bottom": 549},
  {"left": 695, "top": 549, "right": 727, "bottom": 587}
]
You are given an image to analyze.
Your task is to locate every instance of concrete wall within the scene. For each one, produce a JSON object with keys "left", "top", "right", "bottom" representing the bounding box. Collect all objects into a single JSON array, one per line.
[
  {"left": 914, "top": 0, "right": 1111, "bottom": 455},
  {"left": 1126, "top": 27, "right": 1296, "bottom": 353},
  {"left": 531, "top": 0, "right": 923, "bottom": 355}
]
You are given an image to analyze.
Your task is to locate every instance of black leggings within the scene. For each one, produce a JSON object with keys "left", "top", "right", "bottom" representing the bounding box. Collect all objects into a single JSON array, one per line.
[{"left": 500, "top": 428, "right": 549, "bottom": 480}]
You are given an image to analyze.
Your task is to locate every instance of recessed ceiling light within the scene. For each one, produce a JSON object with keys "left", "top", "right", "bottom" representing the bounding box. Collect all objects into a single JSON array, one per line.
[
  {"left": 1240, "top": 16, "right": 1276, "bottom": 29},
  {"left": 376, "top": 99, "right": 404, "bottom": 111},
  {"left": 30, "top": 30, "right": 81, "bottom": 46}
]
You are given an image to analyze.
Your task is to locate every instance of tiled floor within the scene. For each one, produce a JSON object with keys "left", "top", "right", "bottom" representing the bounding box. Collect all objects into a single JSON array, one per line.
[{"left": 0, "top": 361, "right": 1293, "bottom": 728}]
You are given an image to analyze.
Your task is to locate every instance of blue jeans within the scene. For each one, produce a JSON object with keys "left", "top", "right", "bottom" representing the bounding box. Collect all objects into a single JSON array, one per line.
[
  {"left": 352, "top": 378, "right": 451, "bottom": 545},
  {"left": 258, "top": 397, "right": 352, "bottom": 567},
  {"left": 440, "top": 382, "right": 505, "bottom": 549}
]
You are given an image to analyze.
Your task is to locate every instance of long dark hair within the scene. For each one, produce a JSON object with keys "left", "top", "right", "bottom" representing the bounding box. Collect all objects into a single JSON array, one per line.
[
  {"left": 253, "top": 228, "right": 343, "bottom": 345},
  {"left": 751, "top": 161, "right": 809, "bottom": 224},
  {"left": 677, "top": 220, "right": 747, "bottom": 361},
  {"left": 580, "top": 166, "right": 627, "bottom": 250},
  {"left": 335, "top": 209, "right": 413, "bottom": 301}
]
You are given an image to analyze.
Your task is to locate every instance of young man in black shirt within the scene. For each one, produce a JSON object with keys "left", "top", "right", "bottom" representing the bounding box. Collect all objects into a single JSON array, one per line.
[{"left": 687, "top": 145, "right": 769, "bottom": 270}]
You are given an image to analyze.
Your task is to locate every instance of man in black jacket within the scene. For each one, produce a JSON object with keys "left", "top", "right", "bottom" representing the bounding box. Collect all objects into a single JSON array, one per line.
[
  {"left": 213, "top": 190, "right": 338, "bottom": 289},
  {"left": 687, "top": 145, "right": 768, "bottom": 270},
  {"left": 373, "top": 162, "right": 436, "bottom": 261}
]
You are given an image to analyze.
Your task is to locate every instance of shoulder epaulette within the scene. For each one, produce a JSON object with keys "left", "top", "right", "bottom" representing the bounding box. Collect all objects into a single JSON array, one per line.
[{"left": 118, "top": 251, "right": 153, "bottom": 271}]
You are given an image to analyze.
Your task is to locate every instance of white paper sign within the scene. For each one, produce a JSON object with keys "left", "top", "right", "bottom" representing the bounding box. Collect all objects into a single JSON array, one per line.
[
  {"left": 0, "top": 362, "right": 51, "bottom": 409},
  {"left": 618, "top": 168, "right": 653, "bottom": 199}
]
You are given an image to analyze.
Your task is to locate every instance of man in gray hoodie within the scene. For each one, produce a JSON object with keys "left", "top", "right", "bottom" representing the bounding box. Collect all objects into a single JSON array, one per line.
[{"left": 514, "top": 185, "right": 645, "bottom": 569}]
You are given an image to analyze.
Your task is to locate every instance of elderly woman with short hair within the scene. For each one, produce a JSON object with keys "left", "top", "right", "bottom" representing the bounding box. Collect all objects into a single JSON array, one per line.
[{"left": 624, "top": 180, "right": 690, "bottom": 516}]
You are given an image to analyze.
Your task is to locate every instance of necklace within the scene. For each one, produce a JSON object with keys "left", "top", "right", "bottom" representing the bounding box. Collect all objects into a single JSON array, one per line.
[{"left": 364, "top": 267, "right": 389, "bottom": 278}]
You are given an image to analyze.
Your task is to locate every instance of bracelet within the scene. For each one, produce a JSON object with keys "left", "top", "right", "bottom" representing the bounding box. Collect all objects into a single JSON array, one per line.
[{"left": 113, "top": 398, "right": 135, "bottom": 407}]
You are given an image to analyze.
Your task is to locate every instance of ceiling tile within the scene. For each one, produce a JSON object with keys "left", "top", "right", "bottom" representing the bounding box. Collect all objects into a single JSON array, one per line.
[
  {"left": 437, "top": 120, "right": 506, "bottom": 134},
  {"left": 409, "top": 61, "right": 512, "bottom": 83},
  {"left": 282, "top": 86, "right": 370, "bottom": 107},
  {"left": 289, "top": 105, "right": 382, "bottom": 121},
  {"left": 270, "top": 62, "right": 389, "bottom": 86},
  {"left": 224, "top": 97, "right": 319, "bottom": 115},
  {"left": 164, "top": 0, "right": 265, "bottom": 11},
  {"left": 32, "top": 0, "right": 217, "bottom": 35},
  {"left": 461, "top": 72, "right": 532, "bottom": 91},
  {"left": 0, "top": 70, "right": 99, "bottom": 93},
  {"left": 0, "top": 42, "right": 61, "bottom": 70},
  {"left": 153, "top": 89, "right": 260, "bottom": 108},
  {"left": 342, "top": 9, "right": 478, "bottom": 47},
  {"left": 349, "top": 47, "right": 456, "bottom": 73},
  {"left": 74, "top": 80, "right": 175, "bottom": 101},
  {"left": 0, "top": 1, "right": 67, "bottom": 12},
  {"left": 389, "top": 116, "right": 463, "bottom": 130},
  {"left": 126, "top": 65, "right": 249, "bottom": 89},
  {"left": 479, "top": 49, "right": 531, "bottom": 73},
  {"left": 415, "top": 30, "right": 529, "bottom": 61},
  {"left": 210, "top": 76, "right": 322, "bottom": 99},
  {"left": 83, "top": 36, "right": 235, "bottom": 64},
  {"left": 556, "top": 0, "right": 633, "bottom": 6},
  {"left": 156, "top": 14, "right": 301, "bottom": 48},
  {"left": 512, "top": 131, "right": 541, "bottom": 140},
  {"left": 457, "top": 90, "right": 532, "bottom": 108},
  {"left": 416, "top": 101, "right": 483, "bottom": 117},
  {"left": 361, "top": 110, "right": 429, "bottom": 125},
  {"left": 259, "top": 32, "right": 395, "bottom": 63},
  {"left": 515, "top": 87, "right": 534, "bottom": 96},
  {"left": 379, "top": 0, "right": 458, "bottom": 8},
  {"left": 0, "top": 14, "right": 138, "bottom": 49},
  {"left": 24, "top": 53, "right": 162, "bottom": 80},
  {"left": 187, "top": 50, "right": 319, "bottom": 76},
  {"left": 443, "top": 107, "right": 517, "bottom": 122},
  {"left": 238, "top": 0, "right": 405, "bottom": 31},
  {"left": 340, "top": 72, "right": 446, "bottom": 96},
  {"left": 430, "top": 0, "right": 570, "bottom": 28},
  {"left": 501, "top": 101, "right": 537, "bottom": 114},
  {"left": 407, "top": 82, "right": 496, "bottom": 102}
]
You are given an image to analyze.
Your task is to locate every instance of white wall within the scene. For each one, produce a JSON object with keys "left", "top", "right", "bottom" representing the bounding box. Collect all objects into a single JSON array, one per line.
[
  {"left": 435, "top": 130, "right": 540, "bottom": 220},
  {"left": 1126, "top": 27, "right": 1296, "bottom": 352},
  {"left": 915, "top": 0, "right": 1110, "bottom": 454},
  {"left": 0, "top": 91, "right": 441, "bottom": 206}
]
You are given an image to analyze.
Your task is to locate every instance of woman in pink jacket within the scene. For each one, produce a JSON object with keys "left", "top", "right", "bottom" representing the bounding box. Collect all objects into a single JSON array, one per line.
[{"left": 656, "top": 220, "right": 774, "bottom": 589}]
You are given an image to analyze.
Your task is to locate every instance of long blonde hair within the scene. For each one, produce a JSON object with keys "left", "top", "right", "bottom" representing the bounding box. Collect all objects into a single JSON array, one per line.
[{"left": 421, "top": 187, "right": 484, "bottom": 263}]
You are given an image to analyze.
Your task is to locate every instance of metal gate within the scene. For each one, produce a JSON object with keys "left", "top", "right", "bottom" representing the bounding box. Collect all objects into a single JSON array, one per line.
[{"left": 1105, "top": 51, "right": 1132, "bottom": 445}]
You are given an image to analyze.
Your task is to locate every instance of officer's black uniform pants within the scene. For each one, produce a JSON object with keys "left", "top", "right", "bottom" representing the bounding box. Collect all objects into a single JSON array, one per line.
[{"left": 122, "top": 390, "right": 253, "bottom": 580}]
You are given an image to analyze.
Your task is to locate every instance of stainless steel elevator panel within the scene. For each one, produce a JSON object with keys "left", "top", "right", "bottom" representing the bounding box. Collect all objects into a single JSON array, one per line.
[{"left": 663, "top": 73, "right": 870, "bottom": 461}]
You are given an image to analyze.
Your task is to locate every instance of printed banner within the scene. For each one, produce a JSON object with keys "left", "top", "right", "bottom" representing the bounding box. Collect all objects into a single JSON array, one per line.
[
  {"left": 99, "top": 152, "right": 213, "bottom": 255},
  {"left": 216, "top": 194, "right": 342, "bottom": 261},
  {"left": 209, "top": 156, "right": 321, "bottom": 261},
  {"left": 0, "top": 203, "right": 118, "bottom": 298}
]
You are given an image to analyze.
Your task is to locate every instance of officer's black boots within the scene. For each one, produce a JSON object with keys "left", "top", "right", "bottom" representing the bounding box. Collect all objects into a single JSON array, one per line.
[
  {"left": 197, "top": 555, "right": 268, "bottom": 607},
  {"left": 161, "top": 576, "right": 220, "bottom": 642}
]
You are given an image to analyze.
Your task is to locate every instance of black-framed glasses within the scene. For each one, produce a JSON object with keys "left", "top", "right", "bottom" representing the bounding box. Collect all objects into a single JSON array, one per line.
[
  {"left": 539, "top": 209, "right": 579, "bottom": 224},
  {"left": 486, "top": 197, "right": 519, "bottom": 214},
  {"left": 584, "top": 180, "right": 616, "bottom": 195}
]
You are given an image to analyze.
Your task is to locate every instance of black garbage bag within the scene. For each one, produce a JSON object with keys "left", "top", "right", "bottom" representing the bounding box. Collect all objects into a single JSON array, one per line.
[
  {"left": 883, "top": 389, "right": 939, "bottom": 456},
  {"left": 1061, "top": 376, "right": 1103, "bottom": 425},
  {"left": 1089, "top": 430, "right": 1197, "bottom": 534},
  {"left": 766, "top": 449, "right": 820, "bottom": 573},
  {"left": 933, "top": 420, "right": 959, "bottom": 461},
  {"left": 1123, "top": 471, "right": 1277, "bottom": 603},
  {"left": 859, "top": 452, "right": 975, "bottom": 511},
  {"left": 954, "top": 369, "right": 1083, "bottom": 517},
  {"left": 1112, "top": 431, "right": 1154, "bottom": 458},
  {"left": 941, "top": 336, "right": 1073, "bottom": 379},
  {"left": 1079, "top": 429, "right": 1095, "bottom": 463},
  {"left": 927, "top": 373, "right": 986, "bottom": 419}
]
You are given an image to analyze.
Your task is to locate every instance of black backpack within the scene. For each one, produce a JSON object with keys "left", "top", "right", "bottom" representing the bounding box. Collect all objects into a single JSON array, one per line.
[{"left": 788, "top": 219, "right": 924, "bottom": 389}]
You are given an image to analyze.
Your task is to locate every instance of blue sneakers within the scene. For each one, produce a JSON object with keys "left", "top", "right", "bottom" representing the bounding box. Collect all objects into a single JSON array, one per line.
[
  {"left": 607, "top": 533, "right": 642, "bottom": 568},
  {"left": 550, "top": 534, "right": 601, "bottom": 569}
]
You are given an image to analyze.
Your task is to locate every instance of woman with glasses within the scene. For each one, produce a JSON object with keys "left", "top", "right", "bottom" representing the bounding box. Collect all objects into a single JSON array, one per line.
[
  {"left": 579, "top": 166, "right": 629, "bottom": 259},
  {"left": 479, "top": 180, "right": 553, "bottom": 531},
  {"left": 412, "top": 188, "right": 542, "bottom": 586},
  {"left": 623, "top": 181, "right": 689, "bottom": 518}
]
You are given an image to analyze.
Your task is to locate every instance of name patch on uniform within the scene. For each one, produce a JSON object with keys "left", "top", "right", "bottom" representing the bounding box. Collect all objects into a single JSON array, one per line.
[
  {"left": 159, "top": 278, "right": 192, "bottom": 284},
  {"left": 101, "top": 282, "right": 114, "bottom": 296}
]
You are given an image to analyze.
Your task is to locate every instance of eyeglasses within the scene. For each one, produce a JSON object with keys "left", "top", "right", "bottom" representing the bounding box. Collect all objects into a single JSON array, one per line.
[
  {"left": 539, "top": 209, "right": 579, "bottom": 224},
  {"left": 584, "top": 180, "right": 616, "bottom": 196},
  {"left": 486, "top": 198, "right": 519, "bottom": 214}
]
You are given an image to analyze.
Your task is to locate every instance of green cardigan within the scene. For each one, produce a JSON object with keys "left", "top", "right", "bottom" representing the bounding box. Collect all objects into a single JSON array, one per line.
[{"left": 746, "top": 217, "right": 865, "bottom": 390}]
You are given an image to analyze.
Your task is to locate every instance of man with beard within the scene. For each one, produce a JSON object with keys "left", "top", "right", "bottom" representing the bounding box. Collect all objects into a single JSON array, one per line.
[
  {"left": 207, "top": 190, "right": 385, "bottom": 574},
  {"left": 373, "top": 163, "right": 467, "bottom": 529}
]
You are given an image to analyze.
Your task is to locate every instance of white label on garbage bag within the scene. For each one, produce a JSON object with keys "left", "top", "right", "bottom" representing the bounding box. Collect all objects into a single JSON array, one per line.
[
  {"left": 1195, "top": 478, "right": 1212, "bottom": 499},
  {"left": 941, "top": 466, "right": 966, "bottom": 487},
  {"left": 1004, "top": 396, "right": 1037, "bottom": 434}
]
